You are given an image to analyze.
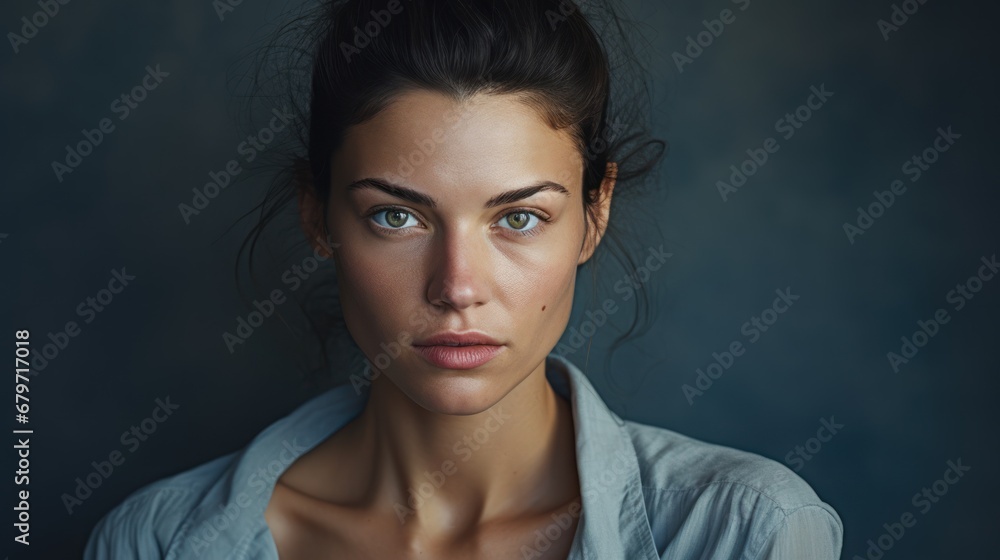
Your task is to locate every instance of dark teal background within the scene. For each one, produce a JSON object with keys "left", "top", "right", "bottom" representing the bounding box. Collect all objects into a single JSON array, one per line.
[{"left": 2, "top": 0, "right": 997, "bottom": 558}]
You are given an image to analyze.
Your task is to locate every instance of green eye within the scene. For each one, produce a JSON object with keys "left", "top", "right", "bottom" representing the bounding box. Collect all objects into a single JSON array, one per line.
[
  {"left": 371, "top": 209, "right": 418, "bottom": 229},
  {"left": 506, "top": 212, "right": 531, "bottom": 230},
  {"left": 385, "top": 210, "right": 408, "bottom": 228},
  {"left": 497, "top": 210, "right": 545, "bottom": 235}
]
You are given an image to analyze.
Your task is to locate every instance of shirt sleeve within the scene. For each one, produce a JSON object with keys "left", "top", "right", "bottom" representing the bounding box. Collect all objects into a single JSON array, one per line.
[
  {"left": 754, "top": 504, "right": 844, "bottom": 560},
  {"left": 83, "top": 488, "right": 191, "bottom": 560}
]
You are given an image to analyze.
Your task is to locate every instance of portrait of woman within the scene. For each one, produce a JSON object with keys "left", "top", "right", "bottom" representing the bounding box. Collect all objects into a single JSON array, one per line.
[
  {"left": 7, "top": 0, "right": 992, "bottom": 557},
  {"left": 80, "top": 0, "right": 841, "bottom": 558}
]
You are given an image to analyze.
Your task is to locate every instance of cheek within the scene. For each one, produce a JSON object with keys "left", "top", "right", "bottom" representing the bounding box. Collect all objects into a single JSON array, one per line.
[
  {"left": 329, "top": 207, "right": 406, "bottom": 321},
  {"left": 504, "top": 256, "right": 575, "bottom": 308},
  {"left": 332, "top": 246, "right": 417, "bottom": 344},
  {"left": 496, "top": 234, "right": 581, "bottom": 331}
]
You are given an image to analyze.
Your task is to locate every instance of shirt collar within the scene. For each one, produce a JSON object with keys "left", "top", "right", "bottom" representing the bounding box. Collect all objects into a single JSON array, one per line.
[
  {"left": 198, "top": 353, "right": 658, "bottom": 559},
  {"left": 546, "top": 352, "right": 659, "bottom": 560}
]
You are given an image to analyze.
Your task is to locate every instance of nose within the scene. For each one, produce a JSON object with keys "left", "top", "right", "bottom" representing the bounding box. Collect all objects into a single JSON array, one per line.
[{"left": 426, "top": 229, "right": 492, "bottom": 310}]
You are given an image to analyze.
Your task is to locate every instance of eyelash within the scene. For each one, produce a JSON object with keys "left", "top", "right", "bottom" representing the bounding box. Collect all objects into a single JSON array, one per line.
[{"left": 365, "top": 205, "right": 552, "bottom": 238}]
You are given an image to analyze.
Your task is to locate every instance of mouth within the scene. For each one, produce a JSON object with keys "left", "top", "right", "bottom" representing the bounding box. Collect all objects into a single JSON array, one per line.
[
  {"left": 411, "top": 344, "right": 505, "bottom": 370},
  {"left": 411, "top": 331, "right": 505, "bottom": 369},
  {"left": 413, "top": 331, "right": 503, "bottom": 347}
]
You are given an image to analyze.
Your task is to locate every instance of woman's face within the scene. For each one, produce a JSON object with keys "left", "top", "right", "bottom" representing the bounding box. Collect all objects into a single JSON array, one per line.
[{"left": 309, "top": 90, "right": 613, "bottom": 415}]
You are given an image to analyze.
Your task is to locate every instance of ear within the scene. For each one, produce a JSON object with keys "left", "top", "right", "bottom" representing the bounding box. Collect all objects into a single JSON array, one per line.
[
  {"left": 298, "top": 181, "right": 336, "bottom": 259},
  {"left": 578, "top": 162, "right": 617, "bottom": 265}
]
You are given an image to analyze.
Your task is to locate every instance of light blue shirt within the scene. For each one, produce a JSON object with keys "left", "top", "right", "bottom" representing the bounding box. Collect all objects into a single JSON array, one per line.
[{"left": 84, "top": 353, "right": 842, "bottom": 559}]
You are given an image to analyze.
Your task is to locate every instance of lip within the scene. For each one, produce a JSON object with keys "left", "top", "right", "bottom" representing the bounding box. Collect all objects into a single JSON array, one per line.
[
  {"left": 412, "top": 344, "right": 505, "bottom": 370},
  {"left": 414, "top": 331, "right": 503, "bottom": 347},
  {"left": 412, "top": 331, "right": 505, "bottom": 370}
]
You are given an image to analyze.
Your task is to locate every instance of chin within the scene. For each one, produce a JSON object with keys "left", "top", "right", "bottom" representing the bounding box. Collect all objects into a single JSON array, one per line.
[{"left": 392, "top": 357, "right": 515, "bottom": 416}]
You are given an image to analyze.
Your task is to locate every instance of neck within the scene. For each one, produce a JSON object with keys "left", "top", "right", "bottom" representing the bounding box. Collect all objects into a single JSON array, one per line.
[{"left": 350, "top": 359, "right": 579, "bottom": 535}]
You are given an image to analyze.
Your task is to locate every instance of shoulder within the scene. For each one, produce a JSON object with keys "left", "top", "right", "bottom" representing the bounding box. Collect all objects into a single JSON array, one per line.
[
  {"left": 623, "top": 419, "right": 843, "bottom": 559},
  {"left": 83, "top": 452, "right": 236, "bottom": 560},
  {"left": 83, "top": 387, "right": 356, "bottom": 559},
  {"left": 624, "top": 419, "right": 824, "bottom": 507}
]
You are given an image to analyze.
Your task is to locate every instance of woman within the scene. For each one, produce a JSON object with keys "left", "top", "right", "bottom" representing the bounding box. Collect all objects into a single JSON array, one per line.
[{"left": 85, "top": 0, "right": 843, "bottom": 558}]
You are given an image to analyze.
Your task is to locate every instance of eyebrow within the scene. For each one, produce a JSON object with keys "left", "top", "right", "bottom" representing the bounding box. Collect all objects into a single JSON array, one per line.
[{"left": 346, "top": 178, "right": 571, "bottom": 209}]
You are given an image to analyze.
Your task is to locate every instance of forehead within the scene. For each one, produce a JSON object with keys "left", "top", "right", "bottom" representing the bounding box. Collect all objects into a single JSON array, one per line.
[{"left": 333, "top": 90, "right": 584, "bottom": 192}]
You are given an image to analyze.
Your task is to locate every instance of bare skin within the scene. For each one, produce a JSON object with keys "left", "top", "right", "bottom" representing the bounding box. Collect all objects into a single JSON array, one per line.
[{"left": 265, "top": 90, "right": 616, "bottom": 559}]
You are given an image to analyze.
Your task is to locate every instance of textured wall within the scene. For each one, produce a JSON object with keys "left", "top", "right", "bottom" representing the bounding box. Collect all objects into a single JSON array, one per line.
[{"left": 1, "top": 0, "right": 996, "bottom": 557}]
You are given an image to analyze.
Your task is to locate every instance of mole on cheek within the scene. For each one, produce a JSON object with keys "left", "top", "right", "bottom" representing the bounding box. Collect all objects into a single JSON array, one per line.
[{"left": 542, "top": 305, "right": 546, "bottom": 311}]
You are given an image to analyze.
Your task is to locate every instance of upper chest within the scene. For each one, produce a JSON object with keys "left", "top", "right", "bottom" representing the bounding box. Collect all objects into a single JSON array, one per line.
[{"left": 263, "top": 481, "right": 582, "bottom": 560}]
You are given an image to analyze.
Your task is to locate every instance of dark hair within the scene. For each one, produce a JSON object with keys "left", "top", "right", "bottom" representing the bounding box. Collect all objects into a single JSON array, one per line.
[{"left": 231, "top": 0, "right": 667, "bottom": 403}]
